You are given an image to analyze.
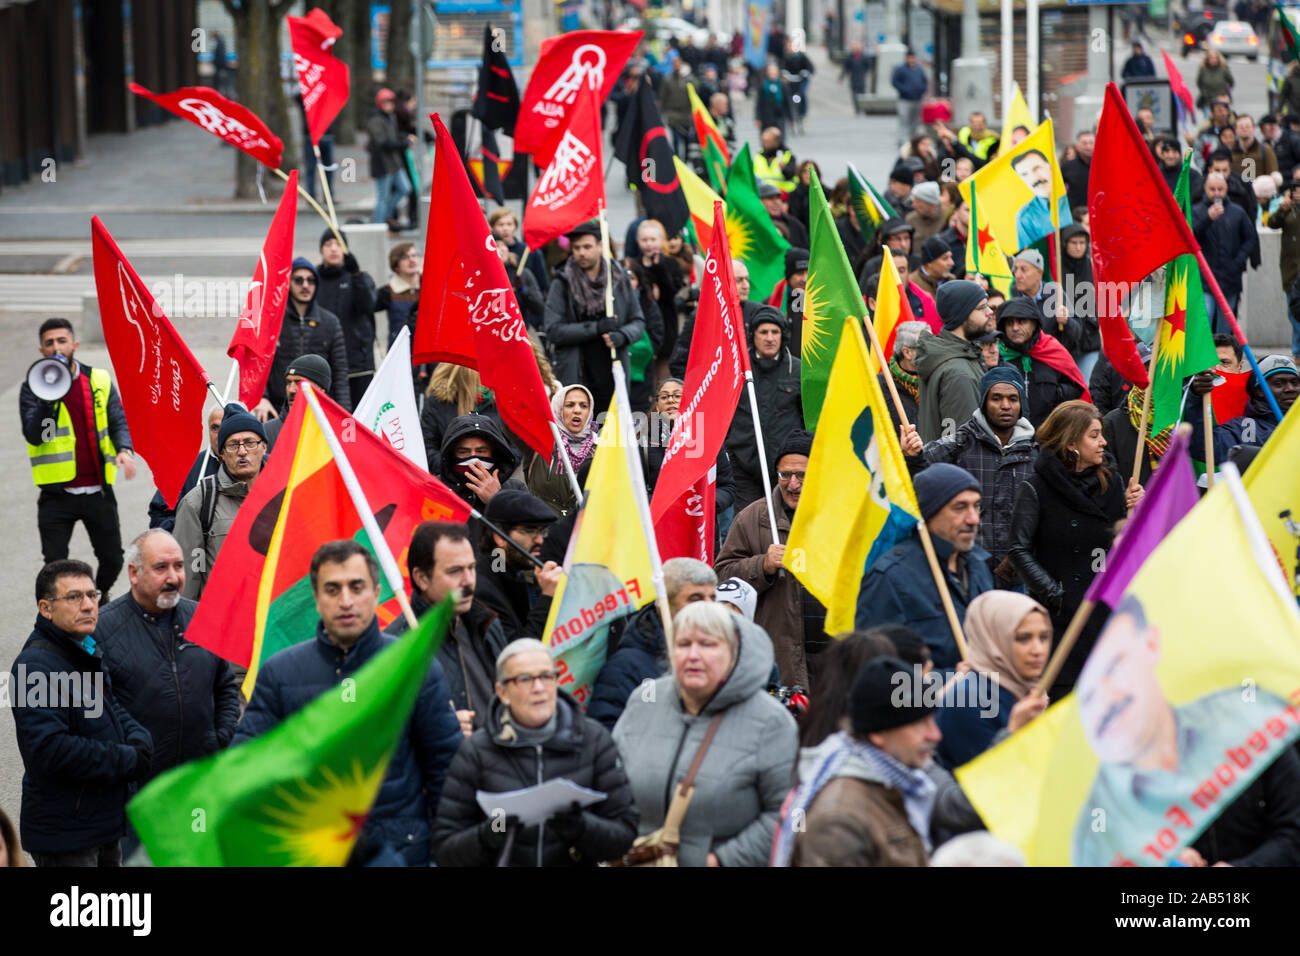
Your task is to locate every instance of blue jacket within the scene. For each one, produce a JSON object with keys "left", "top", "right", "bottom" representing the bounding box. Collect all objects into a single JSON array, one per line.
[
  {"left": 10, "top": 615, "right": 152, "bottom": 854},
  {"left": 587, "top": 603, "right": 665, "bottom": 730},
  {"left": 854, "top": 531, "right": 994, "bottom": 670},
  {"left": 934, "top": 675, "right": 1016, "bottom": 770},
  {"left": 97, "top": 593, "right": 242, "bottom": 780},
  {"left": 233, "top": 617, "right": 463, "bottom": 863},
  {"left": 891, "top": 63, "right": 928, "bottom": 101}
]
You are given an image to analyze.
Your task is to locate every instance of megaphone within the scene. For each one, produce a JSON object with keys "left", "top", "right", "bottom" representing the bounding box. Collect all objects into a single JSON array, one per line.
[{"left": 26, "top": 355, "right": 72, "bottom": 402}]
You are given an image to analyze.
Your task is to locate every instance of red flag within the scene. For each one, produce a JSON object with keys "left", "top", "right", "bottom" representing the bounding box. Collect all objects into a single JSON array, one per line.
[
  {"left": 1161, "top": 50, "right": 1196, "bottom": 121},
  {"left": 651, "top": 202, "right": 748, "bottom": 560},
  {"left": 514, "top": 30, "right": 641, "bottom": 166},
  {"left": 228, "top": 170, "right": 297, "bottom": 409},
  {"left": 1211, "top": 368, "right": 1252, "bottom": 422},
  {"left": 288, "top": 8, "right": 350, "bottom": 145},
  {"left": 90, "top": 216, "right": 211, "bottom": 508},
  {"left": 128, "top": 83, "right": 283, "bottom": 168},
  {"left": 1026, "top": 333, "right": 1091, "bottom": 401},
  {"left": 414, "top": 113, "right": 557, "bottom": 463},
  {"left": 1088, "top": 83, "right": 1199, "bottom": 388},
  {"left": 523, "top": 83, "right": 605, "bottom": 250}
]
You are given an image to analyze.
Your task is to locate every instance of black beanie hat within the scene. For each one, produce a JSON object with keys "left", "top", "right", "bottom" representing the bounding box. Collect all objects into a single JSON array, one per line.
[
  {"left": 850, "top": 656, "right": 941, "bottom": 736},
  {"left": 979, "top": 365, "right": 1027, "bottom": 411},
  {"left": 775, "top": 429, "right": 814, "bottom": 463},
  {"left": 936, "top": 279, "right": 987, "bottom": 331},
  {"left": 217, "top": 402, "right": 267, "bottom": 452},
  {"left": 319, "top": 227, "right": 350, "bottom": 250},
  {"left": 995, "top": 295, "right": 1042, "bottom": 332},
  {"left": 913, "top": 463, "right": 980, "bottom": 520},
  {"left": 286, "top": 353, "right": 333, "bottom": 391},
  {"left": 921, "top": 236, "right": 951, "bottom": 264}
]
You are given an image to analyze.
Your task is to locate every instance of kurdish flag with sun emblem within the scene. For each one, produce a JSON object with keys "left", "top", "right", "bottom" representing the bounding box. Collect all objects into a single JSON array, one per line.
[
  {"left": 725, "top": 143, "right": 790, "bottom": 301},
  {"left": 128, "top": 595, "right": 456, "bottom": 866},
  {"left": 1152, "top": 153, "right": 1219, "bottom": 436},
  {"left": 802, "top": 166, "right": 867, "bottom": 429},
  {"left": 846, "top": 163, "right": 896, "bottom": 249}
]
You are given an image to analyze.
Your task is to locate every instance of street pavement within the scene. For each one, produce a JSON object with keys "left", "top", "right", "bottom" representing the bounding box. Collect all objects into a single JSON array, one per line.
[{"left": 0, "top": 26, "right": 1274, "bottom": 844}]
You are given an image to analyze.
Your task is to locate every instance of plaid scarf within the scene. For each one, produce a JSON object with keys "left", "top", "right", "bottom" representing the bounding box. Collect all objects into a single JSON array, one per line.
[
  {"left": 1127, "top": 385, "right": 1172, "bottom": 460},
  {"left": 771, "top": 731, "right": 937, "bottom": 866},
  {"left": 890, "top": 358, "right": 920, "bottom": 403},
  {"left": 563, "top": 255, "right": 628, "bottom": 319}
]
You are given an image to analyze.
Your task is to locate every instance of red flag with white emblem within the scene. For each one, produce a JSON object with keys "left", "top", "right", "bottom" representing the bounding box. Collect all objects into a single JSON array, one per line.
[
  {"left": 288, "top": 8, "right": 350, "bottom": 145},
  {"left": 414, "top": 113, "right": 557, "bottom": 463},
  {"left": 228, "top": 170, "right": 297, "bottom": 409},
  {"left": 91, "top": 216, "right": 211, "bottom": 508},
  {"left": 514, "top": 30, "right": 641, "bottom": 166},
  {"left": 523, "top": 84, "right": 605, "bottom": 250},
  {"left": 129, "top": 83, "right": 283, "bottom": 168}
]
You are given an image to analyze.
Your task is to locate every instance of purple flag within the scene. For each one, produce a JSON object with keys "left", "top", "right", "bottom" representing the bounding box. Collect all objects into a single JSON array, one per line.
[{"left": 1085, "top": 429, "right": 1199, "bottom": 607}]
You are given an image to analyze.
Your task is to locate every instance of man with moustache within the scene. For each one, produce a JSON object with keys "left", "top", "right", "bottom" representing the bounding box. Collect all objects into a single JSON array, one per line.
[
  {"left": 473, "top": 489, "right": 564, "bottom": 642},
  {"left": 98, "top": 529, "right": 242, "bottom": 782}
]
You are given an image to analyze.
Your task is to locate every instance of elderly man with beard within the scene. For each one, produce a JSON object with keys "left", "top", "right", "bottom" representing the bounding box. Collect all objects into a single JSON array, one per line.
[{"left": 98, "top": 529, "right": 242, "bottom": 784}]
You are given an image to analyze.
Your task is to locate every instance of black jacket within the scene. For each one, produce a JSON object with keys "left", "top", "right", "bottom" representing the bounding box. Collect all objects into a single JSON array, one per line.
[
  {"left": 473, "top": 544, "right": 553, "bottom": 643},
  {"left": 96, "top": 593, "right": 241, "bottom": 780},
  {"left": 1088, "top": 352, "right": 1137, "bottom": 418},
  {"left": 1193, "top": 197, "right": 1258, "bottom": 297},
  {"left": 999, "top": 329, "right": 1087, "bottom": 428},
  {"left": 430, "top": 691, "right": 638, "bottom": 866},
  {"left": 1160, "top": 161, "right": 1204, "bottom": 205},
  {"left": 265, "top": 299, "right": 353, "bottom": 410},
  {"left": 587, "top": 603, "right": 665, "bottom": 730},
  {"left": 724, "top": 308, "right": 803, "bottom": 511},
  {"left": 10, "top": 615, "right": 152, "bottom": 854},
  {"left": 670, "top": 299, "right": 766, "bottom": 379},
  {"left": 1060, "top": 155, "right": 1091, "bottom": 211},
  {"left": 1008, "top": 454, "right": 1126, "bottom": 694},
  {"left": 1268, "top": 130, "right": 1300, "bottom": 182},
  {"left": 20, "top": 361, "right": 133, "bottom": 469},
  {"left": 367, "top": 107, "right": 407, "bottom": 178},
  {"left": 316, "top": 256, "right": 378, "bottom": 376},
  {"left": 436, "top": 412, "right": 525, "bottom": 510},
  {"left": 1192, "top": 747, "right": 1300, "bottom": 866},
  {"left": 543, "top": 263, "right": 646, "bottom": 396}
]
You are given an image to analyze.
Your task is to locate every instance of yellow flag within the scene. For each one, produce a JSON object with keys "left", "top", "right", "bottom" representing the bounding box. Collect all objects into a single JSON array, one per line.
[
  {"left": 956, "top": 479, "right": 1300, "bottom": 866},
  {"left": 1243, "top": 402, "right": 1300, "bottom": 604},
  {"left": 1001, "top": 84, "right": 1037, "bottom": 148},
  {"left": 783, "top": 319, "right": 922, "bottom": 636},
  {"left": 959, "top": 118, "right": 1071, "bottom": 257},
  {"left": 542, "top": 389, "right": 657, "bottom": 708}
]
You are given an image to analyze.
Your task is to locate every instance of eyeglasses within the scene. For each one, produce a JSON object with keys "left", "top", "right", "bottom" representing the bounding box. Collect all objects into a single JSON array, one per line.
[
  {"left": 50, "top": 589, "right": 100, "bottom": 605},
  {"left": 510, "top": 525, "right": 550, "bottom": 538},
  {"left": 502, "top": 670, "right": 558, "bottom": 687},
  {"left": 658, "top": 392, "right": 682, "bottom": 403},
  {"left": 224, "top": 439, "right": 265, "bottom": 453},
  {"left": 291, "top": 276, "right": 317, "bottom": 286},
  {"left": 777, "top": 470, "right": 806, "bottom": 483}
]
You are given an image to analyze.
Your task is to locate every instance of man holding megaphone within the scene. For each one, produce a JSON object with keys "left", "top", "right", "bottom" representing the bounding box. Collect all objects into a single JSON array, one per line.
[{"left": 20, "top": 318, "right": 136, "bottom": 603}]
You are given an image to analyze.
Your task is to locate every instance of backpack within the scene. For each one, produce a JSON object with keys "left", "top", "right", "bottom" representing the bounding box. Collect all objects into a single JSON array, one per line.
[{"left": 195, "top": 474, "right": 222, "bottom": 541}]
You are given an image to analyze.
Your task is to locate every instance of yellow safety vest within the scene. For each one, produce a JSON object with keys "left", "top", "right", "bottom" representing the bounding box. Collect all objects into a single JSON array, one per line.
[
  {"left": 754, "top": 149, "right": 797, "bottom": 193},
  {"left": 27, "top": 367, "right": 118, "bottom": 486},
  {"left": 959, "top": 127, "right": 999, "bottom": 160}
]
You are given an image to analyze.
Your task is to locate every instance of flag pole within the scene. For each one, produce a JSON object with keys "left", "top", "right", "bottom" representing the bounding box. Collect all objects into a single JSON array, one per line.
[
  {"left": 469, "top": 506, "right": 547, "bottom": 569},
  {"left": 199, "top": 361, "right": 242, "bottom": 483},
  {"left": 861, "top": 312, "right": 968, "bottom": 661},
  {"left": 313, "top": 144, "right": 348, "bottom": 253},
  {"left": 599, "top": 201, "right": 616, "bottom": 321},
  {"left": 612, "top": 362, "right": 674, "bottom": 647},
  {"left": 1194, "top": 248, "right": 1286, "bottom": 422},
  {"left": 1132, "top": 317, "right": 1161, "bottom": 487},
  {"left": 270, "top": 166, "right": 339, "bottom": 241},
  {"left": 517, "top": 247, "right": 531, "bottom": 276},
  {"left": 301, "top": 383, "right": 420, "bottom": 629},
  {"left": 744, "top": 372, "right": 782, "bottom": 549},
  {"left": 1033, "top": 599, "right": 1095, "bottom": 697},
  {"left": 1202, "top": 392, "right": 1216, "bottom": 488},
  {"left": 549, "top": 421, "right": 587, "bottom": 505}
]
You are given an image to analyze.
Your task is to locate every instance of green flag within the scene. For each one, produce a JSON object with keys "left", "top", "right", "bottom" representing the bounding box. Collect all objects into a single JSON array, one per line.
[
  {"left": 725, "top": 144, "right": 790, "bottom": 301},
  {"left": 847, "top": 163, "right": 897, "bottom": 249},
  {"left": 128, "top": 597, "right": 456, "bottom": 866},
  {"left": 802, "top": 166, "right": 869, "bottom": 429},
  {"left": 1151, "top": 152, "right": 1219, "bottom": 436}
]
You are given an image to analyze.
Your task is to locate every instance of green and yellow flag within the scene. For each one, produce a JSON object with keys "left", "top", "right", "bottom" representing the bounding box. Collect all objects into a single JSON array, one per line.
[
  {"left": 785, "top": 319, "right": 921, "bottom": 636},
  {"left": 802, "top": 166, "right": 867, "bottom": 429},
  {"left": 129, "top": 597, "right": 456, "bottom": 866},
  {"left": 1152, "top": 153, "right": 1219, "bottom": 436},
  {"left": 965, "top": 183, "right": 1013, "bottom": 297},
  {"left": 847, "top": 162, "right": 896, "bottom": 249},
  {"left": 725, "top": 143, "right": 790, "bottom": 301}
]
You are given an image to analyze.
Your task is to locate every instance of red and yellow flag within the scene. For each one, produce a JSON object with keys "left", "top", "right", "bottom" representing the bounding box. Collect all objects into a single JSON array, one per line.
[
  {"left": 689, "top": 83, "right": 730, "bottom": 194},
  {"left": 674, "top": 156, "right": 723, "bottom": 249}
]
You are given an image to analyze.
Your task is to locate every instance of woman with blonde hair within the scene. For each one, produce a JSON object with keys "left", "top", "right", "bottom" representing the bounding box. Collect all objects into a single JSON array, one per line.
[{"left": 1008, "top": 400, "right": 1142, "bottom": 699}]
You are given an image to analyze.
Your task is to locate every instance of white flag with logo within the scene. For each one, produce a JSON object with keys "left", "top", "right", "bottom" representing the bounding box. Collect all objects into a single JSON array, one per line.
[{"left": 354, "top": 325, "right": 427, "bottom": 468}]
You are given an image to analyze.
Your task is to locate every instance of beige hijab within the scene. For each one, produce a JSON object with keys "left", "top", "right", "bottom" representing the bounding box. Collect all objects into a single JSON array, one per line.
[{"left": 964, "top": 591, "right": 1052, "bottom": 700}]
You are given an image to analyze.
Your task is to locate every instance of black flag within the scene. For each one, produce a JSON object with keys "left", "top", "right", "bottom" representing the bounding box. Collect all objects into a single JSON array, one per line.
[
  {"left": 479, "top": 127, "right": 506, "bottom": 205},
  {"left": 613, "top": 80, "right": 688, "bottom": 237},
  {"left": 472, "top": 24, "right": 520, "bottom": 136}
]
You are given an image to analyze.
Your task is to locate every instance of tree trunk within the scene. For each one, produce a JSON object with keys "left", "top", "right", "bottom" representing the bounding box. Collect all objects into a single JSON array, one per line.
[
  {"left": 386, "top": 0, "right": 415, "bottom": 98},
  {"left": 223, "top": 0, "right": 293, "bottom": 199},
  {"left": 348, "top": 2, "right": 373, "bottom": 141}
]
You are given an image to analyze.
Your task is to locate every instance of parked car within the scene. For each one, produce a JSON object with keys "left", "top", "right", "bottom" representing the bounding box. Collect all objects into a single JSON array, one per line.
[
  {"left": 1178, "top": 5, "right": 1229, "bottom": 56},
  {"left": 1206, "top": 20, "right": 1261, "bottom": 61}
]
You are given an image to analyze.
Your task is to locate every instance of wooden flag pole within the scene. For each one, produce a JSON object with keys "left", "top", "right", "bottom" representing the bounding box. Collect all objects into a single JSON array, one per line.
[
  {"left": 313, "top": 144, "right": 348, "bottom": 254},
  {"left": 1033, "top": 598, "right": 1095, "bottom": 697},
  {"left": 516, "top": 247, "right": 531, "bottom": 276},
  {"left": 1131, "top": 317, "right": 1161, "bottom": 488},
  {"left": 599, "top": 202, "right": 616, "bottom": 322},
  {"left": 1203, "top": 391, "right": 1216, "bottom": 489},
  {"left": 270, "top": 167, "right": 339, "bottom": 243},
  {"left": 862, "top": 313, "right": 968, "bottom": 662},
  {"left": 550, "top": 420, "right": 587, "bottom": 506}
]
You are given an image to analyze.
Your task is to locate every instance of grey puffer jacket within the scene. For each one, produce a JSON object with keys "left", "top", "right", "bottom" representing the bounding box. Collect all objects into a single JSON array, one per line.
[{"left": 612, "top": 617, "right": 798, "bottom": 867}]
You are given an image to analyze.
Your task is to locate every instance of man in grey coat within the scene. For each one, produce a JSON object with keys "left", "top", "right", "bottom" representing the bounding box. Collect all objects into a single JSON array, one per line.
[
  {"left": 613, "top": 602, "right": 798, "bottom": 867},
  {"left": 914, "top": 280, "right": 994, "bottom": 443},
  {"left": 173, "top": 405, "right": 266, "bottom": 599},
  {"left": 543, "top": 221, "right": 645, "bottom": 413}
]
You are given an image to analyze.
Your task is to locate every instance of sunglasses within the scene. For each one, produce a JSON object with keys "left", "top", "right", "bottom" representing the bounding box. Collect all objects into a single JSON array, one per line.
[{"left": 292, "top": 275, "right": 317, "bottom": 286}]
